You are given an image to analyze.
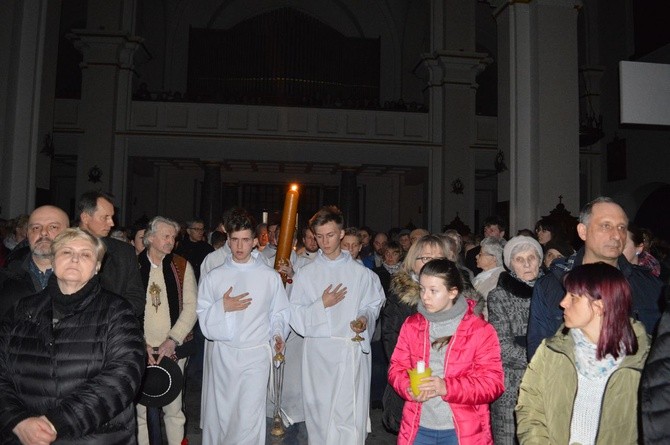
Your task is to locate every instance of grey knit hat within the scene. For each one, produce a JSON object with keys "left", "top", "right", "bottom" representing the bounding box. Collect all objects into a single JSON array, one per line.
[{"left": 503, "top": 235, "right": 543, "bottom": 269}]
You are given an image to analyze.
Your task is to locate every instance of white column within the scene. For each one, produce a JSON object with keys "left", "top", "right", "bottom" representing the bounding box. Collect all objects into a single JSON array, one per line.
[
  {"left": 0, "top": 0, "right": 60, "bottom": 218},
  {"left": 424, "top": 0, "right": 489, "bottom": 232},
  {"left": 68, "top": 0, "right": 141, "bottom": 220},
  {"left": 494, "top": 0, "right": 581, "bottom": 233}
]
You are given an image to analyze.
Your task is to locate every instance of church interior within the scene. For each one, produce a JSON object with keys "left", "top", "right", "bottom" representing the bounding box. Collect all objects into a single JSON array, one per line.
[{"left": 1, "top": 0, "right": 669, "bottom": 239}]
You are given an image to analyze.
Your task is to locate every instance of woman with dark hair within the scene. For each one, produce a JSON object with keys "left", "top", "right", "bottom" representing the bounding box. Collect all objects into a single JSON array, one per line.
[
  {"left": 534, "top": 218, "right": 566, "bottom": 247},
  {"left": 380, "top": 235, "right": 451, "bottom": 433},
  {"left": 623, "top": 224, "right": 661, "bottom": 277},
  {"left": 516, "top": 262, "right": 650, "bottom": 444},
  {"left": 388, "top": 259, "right": 504, "bottom": 444},
  {"left": 380, "top": 235, "right": 480, "bottom": 433}
]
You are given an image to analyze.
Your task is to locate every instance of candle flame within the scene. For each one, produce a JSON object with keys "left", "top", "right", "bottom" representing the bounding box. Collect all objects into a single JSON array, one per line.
[{"left": 290, "top": 184, "right": 298, "bottom": 191}]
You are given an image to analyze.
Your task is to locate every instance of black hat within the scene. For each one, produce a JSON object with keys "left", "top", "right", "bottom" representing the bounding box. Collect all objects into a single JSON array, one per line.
[
  {"left": 543, "top": 239, "right": 574, "bottom": 259},
  {"left": 138, "top": 358, "right": 183, "bottom": 407}
]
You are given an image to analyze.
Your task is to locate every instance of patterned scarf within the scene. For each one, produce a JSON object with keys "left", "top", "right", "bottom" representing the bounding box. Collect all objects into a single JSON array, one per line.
[{"left": 571, "top": 328, "right": 622, "bottom": 379}]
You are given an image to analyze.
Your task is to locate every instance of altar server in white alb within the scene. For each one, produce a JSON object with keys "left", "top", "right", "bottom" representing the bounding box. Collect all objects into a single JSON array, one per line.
[
  {"left": 290, "top": 206, "right": 385, "bottom": 445},
  {"left": 197, "top": 209, "right": 290, "bottom": 445}
]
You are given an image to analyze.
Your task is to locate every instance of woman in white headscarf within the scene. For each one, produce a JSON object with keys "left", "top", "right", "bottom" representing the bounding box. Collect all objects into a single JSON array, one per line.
[{"left": 487, "top": 235, "right": 544, "bottom": 445}]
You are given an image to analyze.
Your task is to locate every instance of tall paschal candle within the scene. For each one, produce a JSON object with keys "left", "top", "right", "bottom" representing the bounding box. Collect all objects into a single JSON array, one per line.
[{"left": 274, "top": 184, "right": 299, "bottom": 283}]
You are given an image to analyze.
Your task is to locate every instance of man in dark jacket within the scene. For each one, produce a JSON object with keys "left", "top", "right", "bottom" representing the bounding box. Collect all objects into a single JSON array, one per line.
[
  {"left": 175, "top": 218, "right": 213, "bottom": 282},
  {"left": 527, "top": 196, "right": 663, "bottom": 359},
  {"left": 77, "top": 191, "right": 145, "bottom": 318},
  {"left": 0, "top": 205, "right": 69, "bottom": 317}
]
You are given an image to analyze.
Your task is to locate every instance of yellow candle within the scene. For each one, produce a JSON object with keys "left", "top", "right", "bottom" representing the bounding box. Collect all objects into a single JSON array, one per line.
[
  {"left": 274, "top": 184, "right": 299, "bottom": 283},
  {"left": 408, "top": 365, "right": 432, "bottom": 396}
]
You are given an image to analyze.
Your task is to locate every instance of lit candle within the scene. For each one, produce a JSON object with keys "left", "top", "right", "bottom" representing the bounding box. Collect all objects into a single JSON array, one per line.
[
  {"left": 262, "top": 211, "right": 268, "bottom": 224},
  {"left": 274, "top": 184, "right": 299, "bottom": 284},
  {"left": 416, "top": 360, "right": 425, "bottom": 374}
]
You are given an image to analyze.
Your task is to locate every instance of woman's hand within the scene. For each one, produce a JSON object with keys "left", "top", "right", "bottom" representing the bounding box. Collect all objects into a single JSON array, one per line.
[
  {"left": 12, "top": 417, "right": 57, "bottom": 445},
  {"left": 407, "top": 376, "right": 447, "bottom": 402}
]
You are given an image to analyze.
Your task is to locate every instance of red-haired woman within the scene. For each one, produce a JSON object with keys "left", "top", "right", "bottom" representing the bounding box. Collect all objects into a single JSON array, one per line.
[{"left": 516, "top": 262, "right": 650, "bottom": 445}]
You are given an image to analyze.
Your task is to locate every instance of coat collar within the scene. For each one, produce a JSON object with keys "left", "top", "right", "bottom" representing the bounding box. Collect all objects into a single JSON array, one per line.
[{"left": 545, "top": 319, "right": 650, "bottom": 371}]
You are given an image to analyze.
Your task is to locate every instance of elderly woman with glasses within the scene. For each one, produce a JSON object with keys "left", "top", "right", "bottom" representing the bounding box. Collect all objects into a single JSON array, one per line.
[
  {"left": 472, "top": 237, "right": 506, "bottom": 319},
  {"left": 0, "top": 228, "right": 144, "bottom": 444},
  {"left": 380, "top": 234, "right": 480, "bottom": 433},
  {"left": 487, "top": 235, "right": 544, "bottom": 445}
]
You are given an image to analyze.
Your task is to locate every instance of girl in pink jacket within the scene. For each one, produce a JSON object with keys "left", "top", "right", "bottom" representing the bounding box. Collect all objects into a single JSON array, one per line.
[{"left": 388, "top": 259, "right": 504, "bottom": 444}]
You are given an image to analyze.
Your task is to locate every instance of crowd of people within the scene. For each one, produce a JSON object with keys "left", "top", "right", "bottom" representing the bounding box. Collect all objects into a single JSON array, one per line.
[{"left": 1, "top": 193, "right": 670, "bottom": 444}]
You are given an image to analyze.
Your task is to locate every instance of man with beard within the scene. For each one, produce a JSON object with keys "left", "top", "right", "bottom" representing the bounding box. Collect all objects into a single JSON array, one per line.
[
  {"left": 527, "top": 196, "right": 663, "bottom": 359},
  {"left": 363, "top": 232, "right": 388, "bottom": 269},
  {"left": 0, "top": 205, "right": 69, "bottom": 316},
  {"left": 297, "top": 225, "right": 319, "bottom": 265}
]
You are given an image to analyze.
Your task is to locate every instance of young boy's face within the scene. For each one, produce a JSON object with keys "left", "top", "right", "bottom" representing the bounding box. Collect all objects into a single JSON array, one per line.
[
  {"left": 228, "top": 228, "right": 257, "bottom": 263},
  {"left": 341, "top": 235, "right": 362, "bottom": 259},
  {"left": 314, "top": 221, "right": 344, "bottom": 259}
]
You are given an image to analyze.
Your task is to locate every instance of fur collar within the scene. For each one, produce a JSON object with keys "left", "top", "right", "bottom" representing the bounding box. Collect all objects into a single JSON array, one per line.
[
  {"left": 497, "top": 272, "right": 533, "bottom": 299},
  {"left": 390, "top": 270, "right": 421, "bottom": 306}
]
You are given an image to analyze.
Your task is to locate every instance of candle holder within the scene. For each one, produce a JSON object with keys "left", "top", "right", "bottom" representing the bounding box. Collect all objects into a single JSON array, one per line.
[
  {"left": 270, "top": 350, "right": 286, "bottom": 437},
  {"left": 408, "top": 361, "right": 432, "bottom": 396},
  {"left": 350, "top": 319, "right": 365, "bottom": 342}
]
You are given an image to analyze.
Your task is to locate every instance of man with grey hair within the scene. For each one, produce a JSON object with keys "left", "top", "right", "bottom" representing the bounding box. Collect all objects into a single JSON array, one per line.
[
  {"left": 77, "top": 190, "right": 145, "bottom": 317},
  {"left": 0, "top": 205, "right": 70, "bottom": 316},
  {"left": 409, "top": 228, "right": 430, "bottom": 246},
  {"left": 527, "top": 196, "right": 662, "bottom": 359},
  {"left": 136, "top": 216, "right": 197, "bottom": 445}
]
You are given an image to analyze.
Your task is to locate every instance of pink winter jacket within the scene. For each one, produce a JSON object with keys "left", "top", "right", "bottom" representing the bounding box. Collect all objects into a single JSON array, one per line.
[{"left": 388, "top": 299, "right": 504, "bottom": 445}]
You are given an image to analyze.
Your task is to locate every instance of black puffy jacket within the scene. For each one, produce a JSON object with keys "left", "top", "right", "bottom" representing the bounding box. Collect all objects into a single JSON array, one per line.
[
  {"left": 0, "top": 276, "right": 145, "bottom": 444},
  {"left": 641, "top": 288, "right": 670, "bottom": 445}
]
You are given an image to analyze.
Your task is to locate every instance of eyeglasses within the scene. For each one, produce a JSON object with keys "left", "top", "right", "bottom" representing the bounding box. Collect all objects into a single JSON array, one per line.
[
  {"left": 476, "top": 251, "right": 494, "bottom": 257},
  {"left": 188, "top": 227, "right": 205, "bottom": 232},
  {"left": 415, "top": 256, "right": 445, "bottom": 264}
]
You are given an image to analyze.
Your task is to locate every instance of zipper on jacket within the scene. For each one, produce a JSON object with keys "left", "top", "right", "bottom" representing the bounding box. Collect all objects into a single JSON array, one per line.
[
  {"left": 444, "top": 330, "right": 461, "bottom": 443},
  {"left": 593, "top": 365, "right": 642, "bottom": 442},
  {"left": 409, "top": 318, "right": 430, "bottom": 441}
]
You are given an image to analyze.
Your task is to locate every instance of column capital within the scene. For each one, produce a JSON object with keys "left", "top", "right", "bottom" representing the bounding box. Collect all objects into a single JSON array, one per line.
[
  {"left": 491, "top": 0, "right": 582, "bottom": 18},
  {"left": 422, "top": 51, "right": 492, "bottom": 88},
  {"left": 68, "top": 30, "right": 143, "bottom": 69}
]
